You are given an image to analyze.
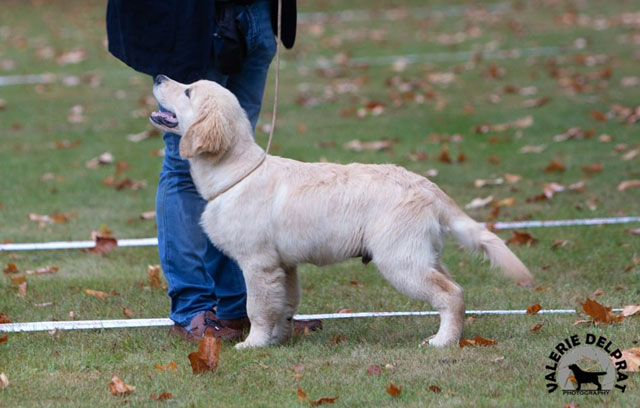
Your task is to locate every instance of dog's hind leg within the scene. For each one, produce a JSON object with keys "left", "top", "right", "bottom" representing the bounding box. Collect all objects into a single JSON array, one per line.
[
  {"left": 271, "top": 266, "right": 300, "bottom": 344},
  {"left": 376, "top": 259, "right": 464, "bottom": 347},
  {"left": 235, "top": 265, "right": 289, "bottom": 349}
]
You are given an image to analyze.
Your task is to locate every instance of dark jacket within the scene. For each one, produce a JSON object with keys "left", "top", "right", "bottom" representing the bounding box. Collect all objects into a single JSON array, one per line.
[{"left": 106, "top": 0, "right": 296, "bottom": 83}]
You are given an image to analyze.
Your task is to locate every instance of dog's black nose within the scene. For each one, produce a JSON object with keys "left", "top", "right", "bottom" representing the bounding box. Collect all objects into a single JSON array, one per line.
[{"left": 154, "top": 75, "right": 167, "bottom": 86}]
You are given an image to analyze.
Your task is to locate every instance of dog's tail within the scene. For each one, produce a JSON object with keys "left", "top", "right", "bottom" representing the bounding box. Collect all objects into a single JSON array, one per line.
[{"left": 444, "top": 208, "right": 534, "bottom": 286}]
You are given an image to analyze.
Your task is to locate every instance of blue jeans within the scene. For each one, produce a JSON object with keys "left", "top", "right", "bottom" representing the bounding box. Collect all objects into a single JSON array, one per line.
[{"left": 156, "top": 0, "right": 276, "bottom": 326}]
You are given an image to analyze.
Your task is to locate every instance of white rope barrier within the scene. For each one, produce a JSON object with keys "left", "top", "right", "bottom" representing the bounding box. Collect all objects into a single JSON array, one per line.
[
  {"left": 0, "top": 309, "right": 623, "bottom": 333},
  {"left": 1, "top": 217, "right": 638, "bottom": 252}
]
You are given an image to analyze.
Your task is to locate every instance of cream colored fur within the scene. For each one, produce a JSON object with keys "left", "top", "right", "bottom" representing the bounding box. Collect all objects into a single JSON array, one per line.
[{"left": 151, "top": 77, "right": 534, "bottom": 349}]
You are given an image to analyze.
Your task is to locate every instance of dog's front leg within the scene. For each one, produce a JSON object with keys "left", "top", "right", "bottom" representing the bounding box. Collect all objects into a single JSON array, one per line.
[
  {"left": 270, "top": 266, "right": 300, "bottom": 344},
  {"left": 235, "top": 265, "right": 289, "bottom": 349}
]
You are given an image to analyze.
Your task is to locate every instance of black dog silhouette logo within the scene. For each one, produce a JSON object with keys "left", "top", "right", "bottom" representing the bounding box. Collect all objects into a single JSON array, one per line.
[{"left": 544, "top": 333, "right": 628, "bottom": 395}]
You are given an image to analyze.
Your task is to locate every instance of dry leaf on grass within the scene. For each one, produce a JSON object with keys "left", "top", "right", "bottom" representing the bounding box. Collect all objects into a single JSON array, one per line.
[
  {"left": 11, "top": 276, "right": 26, "bottom": 285},
  {"left": 85, "top": 289, "right": 110, "bottom": 300},
  {"left": 545, "top": 159, "right": 565, "bottom": 173},
  {"left": 87, "top": 236, "right": 118, "bottom": 255},
  {"left": 526, "top": 303, "right": 542, "bottom": 315},
  {"left": 122, "top": 307, "right": 134, "bottom": 318},
  {"left": 107, "top": 376, "right": 135, "bottom": 396},
  {"left": 154, "top": 361, "right": 178, "bottom": 371},
  {"left": 617, "top": 180, "right": 640, "bottom": 191},
  {"left": 591, "top": 288, "right": 604, "bottom": 297},
  {"left": 25, "top": 266, "right": 58, "bottom": 275},
  {"left": 0, "top": 334, "right": 7, "bottom": 343},
  {"left": 3, "top": 263, "right": 19, "bottom": 274},
  {"left": 188, "top": 333, "right": 221, "bottom": 374},
  {"left": 17, "top": 281, "right": 27, "bottom": 298},
  {"left": 459, "top": 336, "right": 498, "bottom": 347},
  {"left": 464, "top": 195, "right": 494, "bottom": 210},
  {"left": 0, "top": 372, "right": 8, "bottom": 388},
  {"left": 581, "top": 298, "right": 623, "bottom": 325},
  {"left": 0, "top": 314, "right": 10, "bottom": 324},
  {"left": 531, "top": 323, "right": 543, "bottom": 332},
  {"left": 428, "top": 385, "right": 442, "bottom": 393},
  {"left": 611, "top": 348, "right": 640, "bottom": 372},
  {"left": 297, "top": 387, "right": 338, "bottom": 406},
  {"left": 386, "top": 381, "right": 402, "bottom": 397},
  {"left": 507, "top": 231, "right": 538, "bottom": 246},
  {"left": 344, "top": 139, "right": 392, "bottom": 152},
  {"left": 148, "top": 264, "right": 164, "bottom": 289},
  {"left": 150, "top": 392, "right": 173, "bottom": 401},
  {"left": 367, "top": 365, "right": 382, "bottom": 377},
  {"left": 140, "top": 211, "right": 156, "bottom": 220},
  {"left": 622, "top": 305, "right": 640, "bottom": 317}
]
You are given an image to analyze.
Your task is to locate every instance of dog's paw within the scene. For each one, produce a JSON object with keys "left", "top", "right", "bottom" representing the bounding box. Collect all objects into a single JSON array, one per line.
[
  {"left": 419, "top": 335, "right": 457, "bottom": 348},
  {"left": 234, "top": 340, "right": 254, "bottom": 350}
]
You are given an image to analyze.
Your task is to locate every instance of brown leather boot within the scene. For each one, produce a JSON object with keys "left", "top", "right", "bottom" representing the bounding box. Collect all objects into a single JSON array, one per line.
[{"left": 169, "top": 311, "right": 244, "bottom": 343}]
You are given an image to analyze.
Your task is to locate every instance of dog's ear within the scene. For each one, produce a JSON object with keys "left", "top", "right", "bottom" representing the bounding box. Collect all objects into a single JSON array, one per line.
[{"left": 179, "top": 98, "right": 233, "bottom": 159}]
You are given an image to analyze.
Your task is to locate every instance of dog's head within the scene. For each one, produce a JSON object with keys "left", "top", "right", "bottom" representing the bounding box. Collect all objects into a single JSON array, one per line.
[{"left": 150, "top": 75, "right": 246, "bottom": 159}]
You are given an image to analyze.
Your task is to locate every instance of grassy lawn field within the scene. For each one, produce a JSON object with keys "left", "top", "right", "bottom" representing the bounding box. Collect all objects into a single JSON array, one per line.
[{"left": 1, "top": 0, "right": 639, "bottom": 406}]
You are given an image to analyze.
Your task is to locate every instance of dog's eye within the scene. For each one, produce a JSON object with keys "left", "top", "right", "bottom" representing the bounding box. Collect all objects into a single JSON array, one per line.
[{"left": 185, "top": 88, "right": 191, "bottom": 98}]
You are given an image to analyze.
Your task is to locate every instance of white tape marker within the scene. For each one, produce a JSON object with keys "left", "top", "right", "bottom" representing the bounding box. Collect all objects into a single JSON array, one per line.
[
  {"left": 299, "top": 2, "right": 507, "bottom": 23},
  {"left": 1, "top": 217, "right": 637, "bottom": 252},
  {"left": 0, "top": 309, "right": 624, "bottom": 333}
]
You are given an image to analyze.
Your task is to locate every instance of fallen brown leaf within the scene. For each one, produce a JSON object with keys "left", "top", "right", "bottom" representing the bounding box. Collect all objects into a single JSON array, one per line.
[
  {"left": 148, "top": 264, "right": 163, "bottom": 289},
  {"left": 612, "top": 348, "right": 640, "bottom": 372},
  {"left": 9, "top": 274, "right": 25, "bottom": 285},
  {"left": 617, "top": 180, "right": 640, "bottom": 191},
  {"left": 428, "top": 385, "right": 442, "bottom": 393},
  {"left": 535, "top": 286, "right": 550, "bottom": 292},
  {"left": 581, "top": 298, "right": 623, "bottom": 325},
  {"left": 17, "top": 281, "right": 27, "bottom": 298},
  {"left": 297, "top": 387, "right": 309, "bottom": 402},
  {"left": 87, "top": 236, "right": 118, "bottom": 255},
  {"left": 367, "top": 365, "right": 382, "bottom": 377},
  {"left": 0, "top": 334, "right": 7, "bottom": 343},
  {"left": 622, "top": 305, "right": 640, "bottom": 317},
  {"left": 591, "top": 288, "right": 604, "bottom": 297},
  {"left": 3, "top": 263, "right": 19, "bottom": 274},
  {"left": 336, "top": 307, "right": 354, "bottom": 314},
  {"left": 188, "top": 333, "right": 221, "bottom": 374},
  {"left": 0, "top": 313, "right": 11, "bottom": 324},
  {"left": 297, "top": 387, "right": 338, "bottom": 406},
  {"left": 590, "top": 110, "right": 608, "bottom": 122},
  {"left": 85, "top": 289, "right": 110, "bottom": 300},
  {"left": 526, "top": 303, "right": 542, "bottom": 315},
  {"left": 459, "top": 336, "right": 498, "bottom": 347},
  {"left": 507, "top": 231, "right": 538, "bottom": 246},
  {"left": 154, "top": 361, "right": 178, "bottom": 371},
  {"left": 581, "top": 163, "right": 603, "bottom": 174},
  {"left": 0, "top": 373, "right": 8, "bottom": 388},
  {"left": 107, "top": 376, "right": 135, "bottom": 396},
  {"left": 25, "top": 266, "right": 59, "bottom": 275},
  {"left": 386, "top": 381, "right": 402, "bottom": 397},
  {"left": 531, "top": 323, "right": 543, "bottom": 332},
  {"left": 123, "top": 307, "right": 134, "bottom": 318},
  {"left": 150, "top": 392, "right": 173, "bottom": 401},
  {"left": 545, "top": 159, "right": 565, "bottom": 173},
  {"left": 344, "top": 139, "right": 392, "bottom": 152}
]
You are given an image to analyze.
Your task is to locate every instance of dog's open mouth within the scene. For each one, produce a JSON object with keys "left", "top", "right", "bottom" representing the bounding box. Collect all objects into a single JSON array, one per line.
[{"left": 150, "top": 110, "right": 178, "bottom": 129}]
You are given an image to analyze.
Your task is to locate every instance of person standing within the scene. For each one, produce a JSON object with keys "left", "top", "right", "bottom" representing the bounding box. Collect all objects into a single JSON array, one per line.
[{"left": 106, "top": 0, "right": 320, "bottom": 342}]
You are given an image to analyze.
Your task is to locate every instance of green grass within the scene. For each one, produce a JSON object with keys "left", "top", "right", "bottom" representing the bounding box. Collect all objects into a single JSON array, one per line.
[{"left": 1, "top": 0, "right": 639, "bottom": 406}]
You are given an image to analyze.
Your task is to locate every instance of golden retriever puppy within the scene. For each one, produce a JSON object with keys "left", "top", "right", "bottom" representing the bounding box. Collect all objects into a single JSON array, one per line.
[{"left": 150, "top": 75, "right": 533, "bottom": 349}]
